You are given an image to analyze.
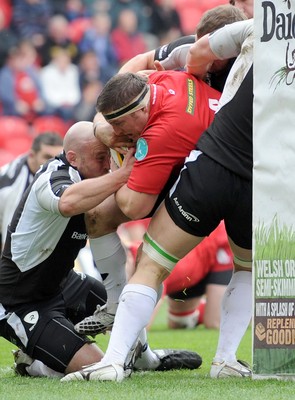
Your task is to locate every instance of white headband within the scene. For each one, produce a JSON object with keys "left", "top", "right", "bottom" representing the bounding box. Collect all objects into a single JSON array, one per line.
[{"left": 103, "top": 86, "right": 150, "bottom": 121}]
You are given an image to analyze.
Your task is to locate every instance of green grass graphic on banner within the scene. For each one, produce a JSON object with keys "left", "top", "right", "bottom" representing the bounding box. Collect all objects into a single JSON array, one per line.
[{"left": 253, "top": 217, "right": 295, "bottom": 377}]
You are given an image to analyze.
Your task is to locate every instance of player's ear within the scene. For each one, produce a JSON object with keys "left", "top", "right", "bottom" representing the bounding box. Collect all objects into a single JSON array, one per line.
[
  {"left": 142, "top": 105, "right": 149, "bottom": 115},
  {"left": 27, "top": 148, "right": 35, "bottom": 158},
  {"left": 66, "top": 150, "right": 77, "bottom": 166},
  {"left": 27, "top": 149, "right": 38, "bottom": 171}
]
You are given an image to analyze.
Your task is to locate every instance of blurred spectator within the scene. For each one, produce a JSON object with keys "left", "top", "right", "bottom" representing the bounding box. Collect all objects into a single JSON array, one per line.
[
  {"left": 18, "top": 38, "right": 41, "bottom": 68},
  {"left": 49, "top": 0, "right": 67, "bottom": 15},
  {"left": 67, "top": 16, "right": 92, "bottom": 45},
  {"left": 0, "top": 7, "right": 18, "bottom": 69},
  {"left": 0, "top": 45, "right": 47, "bottom": 122},
  {"left": 79, "top": 12, "right": 118, "bottom": 83},
  {"left": 11, "top": 0, "right": 52, "bottom": 48},
  {"left": 78, "top": 50, "right": 102, "bottom": 89},
  {"left": 64, "top": 0, "right": 91, "bottom": 21},
  {"left": 38, "top": 14, "right": 79, "bottom": 66},
  {"left": 73, "top": 80, "right": 103, "bottom": 122},
  {"left": 74, "top": 49, "right": 103, "bottom": 123},
  {"left": 40, "top": 47, "right": 81, "bottom": 121},
  {"left": 109, "top": 0, "right": 152, "bottom": 33},
  {"left": 111, "top": 8, "right": 147, "bottom": 68},
  {"left": 88, "top": 0, "right": 110, "bottom": 14},
  {"left": 0, "top": 0, "right": 12, "bottom": 27},
  {"left": 149, "top": 0, "right": 183, "bottom": 45},
  {"left": 174, "top": 0, "right": 228, "bottom": 35},
  {"left": 0, "top": 131, "right": 63, "bottom": 248}
]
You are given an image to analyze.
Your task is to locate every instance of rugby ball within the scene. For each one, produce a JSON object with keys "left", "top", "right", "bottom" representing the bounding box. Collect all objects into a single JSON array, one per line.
[{"left": 110, "top": 149, "right": 124, "bottom": 168}]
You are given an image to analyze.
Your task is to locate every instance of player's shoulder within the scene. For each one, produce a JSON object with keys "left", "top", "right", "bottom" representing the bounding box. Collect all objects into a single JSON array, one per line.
[
  {"left": 149, "top": 69, "right": 186, "bottom": 84},
  {"left": 209, "top": 19, "right": 253, "bottom": 59},
  {"left": 0, "top": 154, "right": 28, "bottom": 185},
  {"left": 154, "top": 35, "right": 195, "bottom": 62}
]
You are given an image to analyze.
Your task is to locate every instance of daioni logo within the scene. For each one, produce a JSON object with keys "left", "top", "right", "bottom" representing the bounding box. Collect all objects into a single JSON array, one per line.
[
  {"left": 261, "top": 1, "right": 294, "bottom": 41},
  {"left": 261, "top": 1, "right": 295, "bottom": 89}
]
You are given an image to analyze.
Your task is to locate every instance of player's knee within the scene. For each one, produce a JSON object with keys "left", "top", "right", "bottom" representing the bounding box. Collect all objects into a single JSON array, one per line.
[
  {"left": 167, "top": 309, "right": 200, "bottom": 329},
  {"left": 142, "top": 232, "right": 179, "bottom": 273},
  {"left": 66, "top": 343, "right": 103, "bottom": 374}
]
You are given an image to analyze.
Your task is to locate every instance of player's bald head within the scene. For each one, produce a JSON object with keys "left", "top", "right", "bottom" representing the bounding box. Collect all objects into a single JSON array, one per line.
[{"left": 63, "top": 121, "right": 97, "bottom": 153}]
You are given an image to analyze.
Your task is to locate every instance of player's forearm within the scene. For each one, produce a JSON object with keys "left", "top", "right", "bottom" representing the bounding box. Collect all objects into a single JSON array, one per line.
[
  {"left": 118, "top": 51, "right": 156, "bottom": 73},
  {"left": 186, "top": 34, "right": 217, "bottom": 77},
  {"left": 59, "top": 169, "right": 131, "bottom": 217},
  {"left": 115, "top": 185, "right": 158, "bottom": 220},
  {"left": 186, "top": 20, "right": 254, "bottom": 77}
]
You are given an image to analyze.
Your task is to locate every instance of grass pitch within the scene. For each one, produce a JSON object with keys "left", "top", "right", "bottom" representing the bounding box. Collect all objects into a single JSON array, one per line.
[{"left": 0, "top": 300, "right": 294, "bottom": 400}]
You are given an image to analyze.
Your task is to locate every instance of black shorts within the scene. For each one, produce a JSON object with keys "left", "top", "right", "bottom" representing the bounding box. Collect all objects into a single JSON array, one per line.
[
  {"left": 0, "top": 270, "right": 106, "bottom": 373},
  {"left": 168, "top": 269, "right": 233, "bottom": 300},
  {"left": 165, "top": 151, "right": 252, "bottom": 249}
]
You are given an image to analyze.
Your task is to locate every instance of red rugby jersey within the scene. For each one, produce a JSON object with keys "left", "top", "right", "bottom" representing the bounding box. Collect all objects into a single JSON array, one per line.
[{"left": 127, "top": 70, "right": 221, "bottom": 194}]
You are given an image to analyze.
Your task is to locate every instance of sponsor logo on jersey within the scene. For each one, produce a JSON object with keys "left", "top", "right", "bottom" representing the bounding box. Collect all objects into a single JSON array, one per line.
[
  {"left": 173, "top": 197, "right": 199, "bottom": 222},
  {"left": 71, "top": 232, "right": 88, "bottom": 240},
  {"left": 209, "top": 98, "right": 220, "bottom": 112},
  {"left": 135, "top": 138, "right": 148, "bottom": 161},
  {"left": 186, "top": 78, "right": 196, "bottom": 115},
  {"left": 217, "top": 248, "right": 232, "bottom": 264}
]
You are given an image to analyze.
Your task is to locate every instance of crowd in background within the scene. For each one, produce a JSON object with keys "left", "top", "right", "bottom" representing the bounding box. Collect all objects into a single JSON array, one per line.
[{"left": 0, "top": 0, "right": 227, "bottom": 164}]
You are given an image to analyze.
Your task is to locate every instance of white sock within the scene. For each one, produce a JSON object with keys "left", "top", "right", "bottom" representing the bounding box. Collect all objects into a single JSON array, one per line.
[
  {"left": 101, "top": 283, "right": 157, "bottom": 366},
  {"left": 132, "top": 285, "right": 164, "bottom": 370},
  {"left": 77, "top": 246, "right": 102, "bottom": 280},
  {"left": 90, "top": 233, "right": 127, "bottom": 314},
  {"left": 133, "top": 329, "right": 160, "bottom": 370},
  {"left": 26, "top": 360, "right": 63, "bottom": 378},
  {"left": 214, "top": 271, "right": 252, "bottom": 363}
]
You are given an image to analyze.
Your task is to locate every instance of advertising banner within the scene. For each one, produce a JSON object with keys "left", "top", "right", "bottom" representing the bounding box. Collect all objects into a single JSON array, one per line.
[{"left": 253, "top": 0, "right": 295, "bottom": 379}]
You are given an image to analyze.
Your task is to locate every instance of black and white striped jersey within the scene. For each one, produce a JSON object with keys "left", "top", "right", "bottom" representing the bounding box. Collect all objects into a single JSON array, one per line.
[
  {"left": 0, "top": 155, "right": 33, "bottom": 246},
  {"left": 0, "top": 154, "right": 87, "bottom": 306}
]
